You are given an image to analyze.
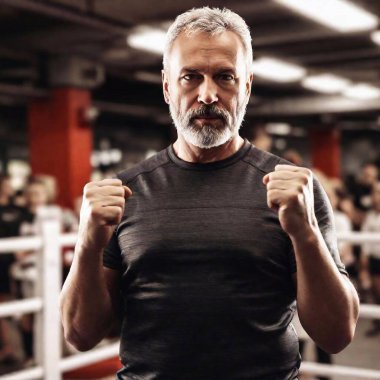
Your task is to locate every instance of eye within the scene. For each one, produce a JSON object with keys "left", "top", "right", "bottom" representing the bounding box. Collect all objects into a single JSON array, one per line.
[
  {"left": 218, "top": 73, "right": 235, "bottom": 82},
  {"left": 181, "top": 73, "right": 201, "bottom": 81}
]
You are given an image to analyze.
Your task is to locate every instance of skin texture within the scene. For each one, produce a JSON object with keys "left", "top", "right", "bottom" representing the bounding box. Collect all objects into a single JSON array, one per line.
[
  {"left": 60, "top": 179, "right": 131, "bottom": 350},
  {"left": 60, "top": 30, "right": 359, "bottom": 355},
  {"left": 263, "top": 165, "right": 359, "bottom": 353},
  {"left": 162, "top": 31, "right": 253, "bottom": 163}
]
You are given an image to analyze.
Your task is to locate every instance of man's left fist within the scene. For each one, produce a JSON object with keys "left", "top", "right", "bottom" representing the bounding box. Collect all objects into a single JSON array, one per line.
[{"left": 263, "top": 164, "right": 317, "bottom": 238}]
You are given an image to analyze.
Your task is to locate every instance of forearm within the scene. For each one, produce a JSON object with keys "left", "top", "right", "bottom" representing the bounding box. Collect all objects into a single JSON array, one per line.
[
  {"left": 292, "top": 225, "right": 359, "bottom": 353},
  {"left": 60, "top": 245, "right": 114, "bottom": 351}
]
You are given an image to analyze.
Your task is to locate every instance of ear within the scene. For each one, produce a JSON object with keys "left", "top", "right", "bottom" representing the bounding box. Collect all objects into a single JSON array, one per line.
[
  {"left": 162, "top": 70, "right": 170, "bottom": 104},
  {"left": 246, "top": 72, "right": 253, "bottom": 97}
]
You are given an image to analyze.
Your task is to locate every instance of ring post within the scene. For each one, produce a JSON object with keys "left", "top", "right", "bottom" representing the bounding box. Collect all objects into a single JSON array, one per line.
[{"left": 35, "top": 206, "right": 62, "bottom": 380}]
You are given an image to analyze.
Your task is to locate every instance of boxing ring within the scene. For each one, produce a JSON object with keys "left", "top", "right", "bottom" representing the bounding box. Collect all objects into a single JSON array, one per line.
[{"left": 0, "top": 207, "right": 380, "bottom": 380}]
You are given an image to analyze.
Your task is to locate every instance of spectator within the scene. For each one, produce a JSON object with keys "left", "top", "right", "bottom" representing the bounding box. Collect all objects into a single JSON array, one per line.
[
  {"left": 361, "top": 181, "right": 380, "bottom": 336},
  {"left": 10, "top": 178, "right": 51, "bottom": 364},
  {"left": 10, "top": 176, "right": 78, "bottom": 364},
  {"left": 326, "top": 182, "right": 356, "bottom": 277},
  {"left": 346, "top": 162, "right": 379, "bottom": 225},
  {"left": 0, "top": 175, "right": 28, "bottom": 364}
]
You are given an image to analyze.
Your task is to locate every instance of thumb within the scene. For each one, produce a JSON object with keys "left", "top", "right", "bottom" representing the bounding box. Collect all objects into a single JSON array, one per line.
[
  {"left": 263, "top": 173, "right": 270, "bottom": 185},
  {"left": 123, "top": 186, "right": 133, "bottom": 198}
]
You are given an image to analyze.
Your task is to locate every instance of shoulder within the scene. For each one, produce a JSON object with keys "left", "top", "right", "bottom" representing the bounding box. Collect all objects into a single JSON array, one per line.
[
  {"left": 116, "top": 147, "right": 171, "bottom": 185},
  {"left": 242, "top": 143, "right": 293, "bottom": 174}
]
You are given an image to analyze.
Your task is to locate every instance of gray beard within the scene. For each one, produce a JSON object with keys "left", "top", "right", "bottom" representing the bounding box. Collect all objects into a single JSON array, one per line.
[{"left": 169, "top": 103, "right": 247, "bottom": 149}]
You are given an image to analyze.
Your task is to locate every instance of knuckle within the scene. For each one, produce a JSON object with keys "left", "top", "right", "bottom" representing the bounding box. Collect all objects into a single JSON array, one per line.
[
  {"left": 83, "top": 182, "right": 93, "bottom": 193},
  {"left": 116, "top": 207, "right": 124, "bottom": 218},
  {"left": 304, "top": 168, "right": 312, "bottom": 176},
  {"left": 89, "top": 208, "right": 100, "bottom": 220},
  {"left": 300, "top": 175, "right": 308, "bottom": 185},
  {"left": 108, "top": 178, "right": 122, "bottom": 186}
]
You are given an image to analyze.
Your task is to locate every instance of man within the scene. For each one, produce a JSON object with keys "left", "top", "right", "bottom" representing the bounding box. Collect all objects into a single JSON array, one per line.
[{"left": 60, "top": 7, "right": 359, "bottom": 380}]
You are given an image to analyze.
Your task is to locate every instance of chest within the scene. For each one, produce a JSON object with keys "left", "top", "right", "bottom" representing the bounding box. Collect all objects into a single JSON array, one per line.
[{"left": 117, "top": 171, "right": 292, "bottom": 278}]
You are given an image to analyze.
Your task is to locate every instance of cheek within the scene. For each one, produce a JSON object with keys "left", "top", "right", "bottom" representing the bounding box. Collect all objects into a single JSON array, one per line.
[
  {"left": 226, "top": 95, "right": 240, "bottom": 113},
  {"left": 170, "top": 85, "right": 195, "bottom": 109},
  {"left": 225, "top": 86, "right": 246, "bottom": 110}
]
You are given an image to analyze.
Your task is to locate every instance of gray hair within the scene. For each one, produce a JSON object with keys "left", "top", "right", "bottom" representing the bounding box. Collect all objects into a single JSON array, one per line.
[{"left": 163, "top": 7, "right": 253, "bottom": 72}]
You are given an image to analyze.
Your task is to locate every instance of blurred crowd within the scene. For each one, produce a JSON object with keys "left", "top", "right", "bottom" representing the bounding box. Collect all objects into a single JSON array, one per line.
[
  {"left": 304, "top": 162, "right": 380, "bottom": 380},
  {"left": 1, "top": 149, "right": 380, "bottom": 373},
  {"left": 0, "top": 174, "right": 79, "bottom": 369}
]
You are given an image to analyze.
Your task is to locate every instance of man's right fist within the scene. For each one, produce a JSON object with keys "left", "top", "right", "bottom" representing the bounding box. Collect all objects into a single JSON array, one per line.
[{"left": 77, "top": 179, "right": 132, "bottom": 252}]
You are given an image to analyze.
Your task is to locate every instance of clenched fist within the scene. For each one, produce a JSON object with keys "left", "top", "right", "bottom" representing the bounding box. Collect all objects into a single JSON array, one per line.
[
  {"left": 263, "top": 165, "right": 317, "bottom": 238},
  {"left": 77, "top": 179, "right": 132, "bottom": 252}
]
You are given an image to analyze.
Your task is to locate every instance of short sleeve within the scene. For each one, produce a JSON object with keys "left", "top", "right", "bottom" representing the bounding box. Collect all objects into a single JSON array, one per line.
[
  {"left": 103, "top": 230, "right": 122, "bottom": 270},
  {"left": 289, "top": 175, "right": 348, "bottom": 276}
]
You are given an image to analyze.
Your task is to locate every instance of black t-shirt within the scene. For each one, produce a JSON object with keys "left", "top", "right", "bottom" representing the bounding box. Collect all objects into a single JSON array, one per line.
[
  {"left": 104, "top": 140, "right": 346, "bottom": 380},
  {"left": 0, "top": 204, "right": 31, "bottom": 238}
]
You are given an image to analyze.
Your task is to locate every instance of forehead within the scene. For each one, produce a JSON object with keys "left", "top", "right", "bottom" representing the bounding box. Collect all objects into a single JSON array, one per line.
[{"left": 169, "top": 30, "right": 247, "bottom": 73}]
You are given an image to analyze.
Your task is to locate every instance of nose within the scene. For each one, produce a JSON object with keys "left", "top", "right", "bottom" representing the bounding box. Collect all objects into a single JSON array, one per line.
[{"left": 197, "top": 77, "right": 218, "bottom": 105}]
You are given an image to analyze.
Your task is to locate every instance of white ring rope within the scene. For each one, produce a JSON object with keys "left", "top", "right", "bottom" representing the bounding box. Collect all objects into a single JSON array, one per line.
[
  {"left": 337, "top": 232, "right": 380, "bottom": 243},
  {"left": 0, "top": 298, "right": 42, "bottom": 318},
  {"left": 59, "top": 341, "right": 119, "bottom": 372},
  {"left": 0, "top": 236, "right": 42, "bottom": 253},
  {"left": 0, "top": 366, "right": 44, "bottom": 380},
  {"left": 0, "top": 231, "right": 379, "bottom": 254},
  {"left": 301, "top": 362, "right": 380, "bottom": 379}
]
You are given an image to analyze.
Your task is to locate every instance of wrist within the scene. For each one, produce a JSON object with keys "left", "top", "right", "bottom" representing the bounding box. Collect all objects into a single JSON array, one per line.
[
  {"left": 288, "top": 218, "right": 319, "bottom": 244},
  {"left": 75, "top": 236, "right": 104, "bottom": 258}
]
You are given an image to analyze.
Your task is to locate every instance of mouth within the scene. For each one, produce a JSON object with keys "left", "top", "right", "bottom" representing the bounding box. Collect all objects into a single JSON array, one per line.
[{"left": 193, "top": 115, "right": 222, "bottom": 121}]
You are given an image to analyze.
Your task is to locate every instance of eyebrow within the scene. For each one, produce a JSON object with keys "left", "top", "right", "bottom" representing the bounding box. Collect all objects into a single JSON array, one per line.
[
  {"left": 180, "top": 68, "right": 200, "bottom": 74},
  {"left": 180, "top": 67, "right": 237, "bottom": 74}
]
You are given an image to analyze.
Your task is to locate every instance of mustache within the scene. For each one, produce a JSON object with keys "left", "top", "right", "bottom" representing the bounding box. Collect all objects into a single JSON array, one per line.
[{"left": 188, "top": 105, "right": 228, "bottom": 122}]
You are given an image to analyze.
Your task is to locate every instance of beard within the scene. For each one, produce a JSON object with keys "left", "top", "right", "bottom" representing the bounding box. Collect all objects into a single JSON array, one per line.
[{"left": 169, "top": 101, "right": 247, "bottom": 149}]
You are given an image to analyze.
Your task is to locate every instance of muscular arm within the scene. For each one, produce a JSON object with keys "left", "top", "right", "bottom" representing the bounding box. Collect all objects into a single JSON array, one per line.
[
  {"left": 291, "top": 228, "right": 359, "bottom": 353},
  {"left": 60, "top": 179, "right": 131, "bottom": 351},
  {"left": 60, "top": 251, "right": 121, "bottom": 351},
  {"left": 264, "top": 165, "right": 359, "bottom": 354}
]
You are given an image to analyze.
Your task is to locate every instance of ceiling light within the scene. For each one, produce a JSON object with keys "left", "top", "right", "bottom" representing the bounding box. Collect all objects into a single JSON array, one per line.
[
  {"left": 274, "top": 0, "right": 378, "bottom": 32},
  {"left": 343, "top": 83, "right": 380, "bottom": 100},
  {"left": 302, "top": 73, "right": 351, "bottom": 94},
  {"left": 252, "top": 57, "right": 306, "bottom": 83},
  {"left": 371, "top": 30, "right": 380, "bottom": 45},
  {"left": 127, "top": 26, "right": 166, "bottom": 55}
]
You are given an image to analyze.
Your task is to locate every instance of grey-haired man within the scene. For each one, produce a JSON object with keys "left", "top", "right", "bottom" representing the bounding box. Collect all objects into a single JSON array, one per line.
[{"left": 61, "top": 7, "right": 359, "bottom": 380}]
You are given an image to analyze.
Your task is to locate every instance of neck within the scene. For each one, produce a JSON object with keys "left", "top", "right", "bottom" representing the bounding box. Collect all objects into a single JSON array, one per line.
[{"left": 173, "top": 134, "right": 244, "bottom": 163}]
